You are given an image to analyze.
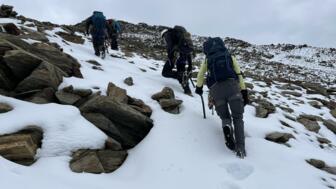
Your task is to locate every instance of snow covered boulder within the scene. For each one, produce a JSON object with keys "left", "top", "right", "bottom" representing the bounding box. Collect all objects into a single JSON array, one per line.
[
  {"left": 56, "top": 31, "right": 84, "bottom": 44},
  {"left": 128, "top": 97, "right": 152, "bottom": 117},
  {"left": 0, "top": 128, "right": 42, "bottom": 166},
  {"left": 107, "top": 82, "right": 128, "bottom": 104},
  {"left": 80, "top": 95, "right": 153, "bottom": 149},
  {"left": 70, "top": 149, "right": 127, "bottom": 174},
  {"left": 265, "top": 132, "right": 295, "bottom": 144},
  {"left": 0, "top": 102, "right": 13, "bottom": 113},
  {"left": 297, "top": 117, "right": 320, "bottom": 133},
  {"left": 255, "top": 99, "right": 276, "bottom": 118}
]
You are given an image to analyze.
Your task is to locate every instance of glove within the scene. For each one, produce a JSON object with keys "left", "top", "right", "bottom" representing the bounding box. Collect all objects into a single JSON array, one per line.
[
  {"left": 195, "top": 86, "right": 203, "bottom": 95},
  {"left": 241, "top": 90, "right": 249, "bottom": 106}
]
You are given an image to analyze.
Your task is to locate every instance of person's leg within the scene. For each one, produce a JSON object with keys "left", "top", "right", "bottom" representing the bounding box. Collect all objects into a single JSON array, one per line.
[
  {"left": 111, "top": 34, "right": 118, "bottom": 50},
  {"left": 162, "top": 60, "right": 177, "bottom": 79},
  {"left": 176, "top": 56, "right": 191, "bottom": 94},
  {"left": 92, "top": 37, "right": 100, "bottom": 56}
]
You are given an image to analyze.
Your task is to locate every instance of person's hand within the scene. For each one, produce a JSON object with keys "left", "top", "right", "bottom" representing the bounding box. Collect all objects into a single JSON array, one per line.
[
  {"left": 241, "top": 90, "right": 249, "bottom": 106},
  {"left": 195, "top": 86, "right": 203, "bottom": 95}
]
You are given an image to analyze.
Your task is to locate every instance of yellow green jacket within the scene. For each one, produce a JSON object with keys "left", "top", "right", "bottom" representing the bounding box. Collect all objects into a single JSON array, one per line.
[{"left": 196, "top": 56, "right": 246, "bottom": 90}]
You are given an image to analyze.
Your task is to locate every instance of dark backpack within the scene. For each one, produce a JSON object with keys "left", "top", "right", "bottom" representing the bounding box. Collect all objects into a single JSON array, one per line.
[
  {"left": 203, "top": 37, "right": 238, "bottom": 87},
  {"left": 173, "top": 26, "right": 193, "bottom": 54},
  {"left": 91, "top": 11, "right": 106, "bottom": 38}
]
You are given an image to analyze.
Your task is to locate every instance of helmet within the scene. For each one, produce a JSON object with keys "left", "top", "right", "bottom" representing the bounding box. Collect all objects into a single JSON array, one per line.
[{"left": 160, "top": 29, "right": 168, "bottom": 38}]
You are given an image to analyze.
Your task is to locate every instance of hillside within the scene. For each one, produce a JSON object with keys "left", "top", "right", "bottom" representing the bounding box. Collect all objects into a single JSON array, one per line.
[{"left": 0, "top": 5, "right": 336, "bottom": 189}]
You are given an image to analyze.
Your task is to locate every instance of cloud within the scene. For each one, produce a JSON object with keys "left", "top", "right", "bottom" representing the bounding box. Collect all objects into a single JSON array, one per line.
[{"left": 2, "top": 0, "right": 336, "bottom": 47}]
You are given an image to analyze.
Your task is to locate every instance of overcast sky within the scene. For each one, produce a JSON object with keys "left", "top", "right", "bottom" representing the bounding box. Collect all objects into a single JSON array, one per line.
[{"left": 3, "top": 0, "right": 336, "bottom": 47}]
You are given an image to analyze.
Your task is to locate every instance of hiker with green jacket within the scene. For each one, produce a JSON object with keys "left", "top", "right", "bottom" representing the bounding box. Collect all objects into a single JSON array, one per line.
[{"left": 195, "top": 37, "right": 249, "bottom": 158}]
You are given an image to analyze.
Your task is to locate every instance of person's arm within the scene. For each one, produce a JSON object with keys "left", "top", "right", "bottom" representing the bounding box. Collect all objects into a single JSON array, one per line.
[
  {"left": 85, "top": 17, "right": 92, "bottom": 34},
  {"left": 232, "top": 56, "right": 246, "bottom": 90},
  {"left": 196, "top": 60, "right": 208, "bottom": 87}
]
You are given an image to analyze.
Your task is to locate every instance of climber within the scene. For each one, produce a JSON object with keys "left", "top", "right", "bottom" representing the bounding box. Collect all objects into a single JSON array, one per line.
[
  {"left": 106, "top": 19, "right": 121, "bottom": 50},
  {"left": 161, "top": 26, "right": 194, "bottom": 95},
  {"left": 85, "top": 11, "right": 107, "bottom": 57},
  {"left": 195, "top": 37, "right": 249, "bottom": 159}
]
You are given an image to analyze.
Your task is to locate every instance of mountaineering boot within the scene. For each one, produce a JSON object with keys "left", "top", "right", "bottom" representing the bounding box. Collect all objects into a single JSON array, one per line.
[
  {"left": 223, "top": 125, "right": 235, "bottom": 151},
  {"left": 183, "top": 85, "right": 192, "bottom": 96},
  {"left": 236, "top": 148, "right": 246, "bottom": 159}
]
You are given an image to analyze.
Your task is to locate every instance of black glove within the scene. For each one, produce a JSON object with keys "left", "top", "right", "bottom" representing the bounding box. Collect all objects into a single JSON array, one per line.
[
  {"left": 241, "top": 90, "right": 249, "bottom": 106},
  {"left": 195, "top": 86, "right": 203, "bottom": 95}
]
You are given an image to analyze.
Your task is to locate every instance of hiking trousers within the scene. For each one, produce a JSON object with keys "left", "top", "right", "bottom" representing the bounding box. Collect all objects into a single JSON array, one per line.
[{"left": 209, "top": 79, "right": 245, "bottom": 151}]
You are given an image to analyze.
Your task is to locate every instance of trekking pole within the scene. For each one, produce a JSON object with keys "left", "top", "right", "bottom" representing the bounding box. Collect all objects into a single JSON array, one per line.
[
  {"left": 189, "top": 77, "right": 195, "bottom": 88},
  {"left": 200, "top": 95, "right": 207, "bottom": 119}
]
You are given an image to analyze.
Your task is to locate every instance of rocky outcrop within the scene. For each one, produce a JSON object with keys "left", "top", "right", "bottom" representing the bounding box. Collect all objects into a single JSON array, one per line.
[
  {"left": 0, "top": 128, "right": 43, "bottom": 166},
  {"left": 128, "top": 97, "right": 152, "bottom": 117},
  {"left": 297, "top": 116, "right": 321, "bottom": 133},
  {"left": 80, "top": 95, "right": 153, "bottom": 149},
  {"left": 265, "top": 132, "right": 295, "bottom": 144},
  {"left": 1, "top": 23, "right": 21, "bottom": 35},
  {"left": 70, "top": 149, "right": 127, "bottom": 174},
  {"left": 0, "top": 102, "right": 13, "bottom": 113}
]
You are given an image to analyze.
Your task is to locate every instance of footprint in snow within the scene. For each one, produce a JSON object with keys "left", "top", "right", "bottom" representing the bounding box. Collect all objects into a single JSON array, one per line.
[{"left": 219, "top": 162, "right": 254, "bottom": 180}]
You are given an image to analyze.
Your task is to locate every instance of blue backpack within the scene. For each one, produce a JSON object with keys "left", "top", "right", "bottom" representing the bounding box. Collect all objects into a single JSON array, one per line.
[
  {"left": 203, "top": 37, "right": 238, "bottom": 87},
  {"left": 91, "top": 11, "right": 106, "bottom": 38}
]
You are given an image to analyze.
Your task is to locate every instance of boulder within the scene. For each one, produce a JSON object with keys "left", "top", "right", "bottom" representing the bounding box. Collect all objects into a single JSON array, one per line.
[
  {"left": 152, "top": 87, "right": 175, "bottom": 100},
  {"left": 20, "top": 31, "right": 49, "bottom": 42},
  {"left": 299, "top": 114, "right": 323, "bottom": 122},
  {"left": 82, "top": 113, "right": 123, "bottom": 144},
  {"left": 3, "top": 50, "right": 42, "bottom": 80},
  {"left": 128, "top": 97, "right": 152, "bottom": 117},
  {"left": 317, "top": 137, "right": 331, "bottom": 144},
  {"left": 0, "top": 102, "right": 13, "bottom": 113},
  {"left": 308, "top": 101, "right": 322, "bottom": 109},
  {"left": 281, "top": 90, "right": 302, "bottom": 97},
  {"left": 86, "top": 60, "right": 101, "bottom": 66},
  {"left": 255, "top": 99, "right": 276, "bottom": 118},
  {"left": 159, "top": 99, "right": 183, "bottom": 114},
  {"left": 323, "top": 119, "right": 336, "bottom": 134},
  {"left": 80, "top": 96, "right": 153, "bottom": 149},
  {"left": 276, "top": 84, "right": 301, "bottom": 91},
  {"left": 124, "top": 77, "right": 134, "bottom": 86},
  {"left": 70, "top": 149, "right": 127, "bottom": 174},
  {"left": 73, "top": 88, "right": 93, "bottom": 98},
  {"left": 29, "top": 87, "right": 56, "bottom": 104},
  {"left": 55, "top": 91, "right": 81, "bottom": 105},
  {"left": 0, "top": 5, "right": 17, "bottom": 18},
  {"left": 107, "top": 82, "right": 128, "bottom": 103},
  {"left": 0, "top": 128, "right": 43, "bottom": 166},
  {"left": 0, "top": 63, "right": 16, "bottom": 90},
  {"left": 297, "top": 118, "right": 320, "bottom": 133},
  {"left": 306, "top": 159, "right": 326, "bottom": 169},
  {"left": 265, "top": 132, "right": 295, "bottom": 144},
  {"left": 323, "top": 167, "right": 336, "bottom": 175},
  {"left": 56, "top": 31, "right": 84, "bottom": 44},
  {"left": 15, "top": 62, "right": 68, "bottom": 93},
  {"left": 2, "top": 23, "right": 20, "bottom": 35}
]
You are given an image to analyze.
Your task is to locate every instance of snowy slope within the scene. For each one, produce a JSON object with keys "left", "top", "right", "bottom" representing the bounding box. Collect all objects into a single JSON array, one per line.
[{"left": 1, "top": 18, "right": 336, "bottom": 189}]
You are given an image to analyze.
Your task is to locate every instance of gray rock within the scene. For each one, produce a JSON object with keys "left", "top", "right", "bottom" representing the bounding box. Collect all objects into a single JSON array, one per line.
[
  {"left": 3, "top": 50, "right": 42, "bottom": 80},
  {"left": 0, "top": 128, "right": 43, "bottom": 166},
  {"left": 0, "top": 64, "right": 15, "bottom": 90},
  {"left": 323, "top": 119, "right": 336, "bottom": 134},
  {"left": 70, "top": 149, "right": 127, "bottom": 174},
  {"left": 323, "top": 167, "right": 336, "bottom": 175},
  {"left": 256, "top": 106, "right": 268, "bottom": 118},
  {"left": 281, "top": 90, "right": 302, "bottom": 97},
  {"left": 55, "top": 91, "right": 81, "bottom": 105},
  {"left": 29, "top": 87, "right": 56, "bottom": 104},
  {"left": 0, "top": 102, "right": 13, "bottom": 113},
  {"left": 124, "top": 77, "right": 134, "bottom": 86},
  {"left": 107, "top": 82, "right": 128, "bottom": 103},
  {"left": 159, "top": 99, "right": 183, "bottom": 114},
  {"left": 265, "top": 132, "right": 295, "bottom": 144},
  {"left": 15, "top": 62, "right": 68, "bottom": 93},
  {"left": 306, "top": 159, "right": 326, "bottom": 169},
  {"left": 56, "top": 31, "right": 84, "bottom": 44},
  {"left": 276, "top": 84, "right": 301, "bottom": 91},
  {"left": 82, "top": 113, "right": 123, "bottom": 145},
  {"left": 331, "top": 109, "right": 336, "bottom": 119},
  {"left": 297, "top": 118, "right": 321, "bottom": 133},
  {"left": 299, "top": 114, "right": 323, "bottom": 122},
  {"left": 308, "top": 101, "right": 322, "bottom": 109},
  {"left": 152, "top": 87, "right": 175, "bottom": 100},
  {"left": 20, "top": 31, "right": 49, "bottom": 42},
  {"left": 86, "top": 60, "right": 101, "bottom": 66},
  {"left": 80, "top": 96, "right": 153, "bottom": 149},
  {"left": 278, "top": 106, "right": 294, "bottom": 113},
  {"left": 72, "top": 88, "right": 93, "bottom": 98}
]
